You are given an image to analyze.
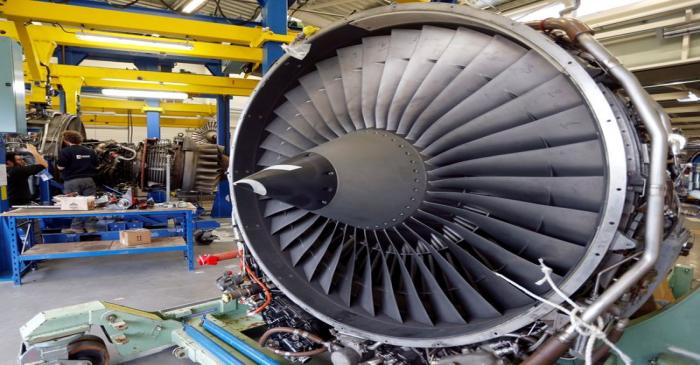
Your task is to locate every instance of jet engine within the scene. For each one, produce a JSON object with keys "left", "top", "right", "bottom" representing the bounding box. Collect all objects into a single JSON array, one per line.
[{"left": 231, "top": 3, "right": 687, "bottom": 363}]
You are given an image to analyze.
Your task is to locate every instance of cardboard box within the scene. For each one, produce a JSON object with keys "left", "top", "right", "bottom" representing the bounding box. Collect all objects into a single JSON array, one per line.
[
  {"left": 119, "top": 229, "right": 152, "bottom": 247},
  {"left": 59, "top": 196, "right": 96, "bottom": 211}
]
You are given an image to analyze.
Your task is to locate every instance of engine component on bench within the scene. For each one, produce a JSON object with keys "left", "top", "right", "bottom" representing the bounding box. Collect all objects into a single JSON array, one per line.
[
  {"left": 137, "top": 136, "right": 224, "bottom": 194},
  {"left": 93, "top": 140, "right": 138, "bottom": 185},
  {"left": 231, "top": 2, "right": 684, "bottom": 359},
  {"left": 16, "top": 111, "right": 225, "bottom": 195},
  {"left": 32, "top": 112, "right": 86, "bottom": 157},
  {"left": 191, "top": 119, "right": 219, "bottom": 144}
]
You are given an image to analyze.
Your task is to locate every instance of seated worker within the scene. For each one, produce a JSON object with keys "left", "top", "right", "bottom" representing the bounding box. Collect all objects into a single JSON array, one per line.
[
  {"left": 57, "top": 131, "right": 98, "bottom": 233},
  {"left": 6, "top": 144, "right": 48, "bottom": 207}
]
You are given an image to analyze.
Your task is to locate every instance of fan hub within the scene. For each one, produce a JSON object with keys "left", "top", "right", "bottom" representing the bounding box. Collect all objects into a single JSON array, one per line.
[{"left": 310, "top": 130, "right": 427, "bottom": 229}]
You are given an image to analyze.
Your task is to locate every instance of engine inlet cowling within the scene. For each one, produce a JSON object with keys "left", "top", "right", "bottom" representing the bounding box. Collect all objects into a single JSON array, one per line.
[{"left": 232, "top": 4, "right": 633, "bottom": 347}]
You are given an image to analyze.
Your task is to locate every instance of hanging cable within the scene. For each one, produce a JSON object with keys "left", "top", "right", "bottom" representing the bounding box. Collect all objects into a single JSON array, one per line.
[{"left": 240, "top": 248, "right": 271, "bottom": 314}]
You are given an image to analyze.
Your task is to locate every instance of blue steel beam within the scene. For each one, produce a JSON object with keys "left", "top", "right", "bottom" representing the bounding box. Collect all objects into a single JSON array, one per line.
[
  {"left": 209, "top": 62, "right": 233, "bottom": 218},
  {"left": 135, "top": 60, "right": 168, "bottom": 139},
  {"left": 211, "top": 94, "right": 233, "bottom": 218},
  {"left": 261, "top": 0, "right": 288, "bottom": 74}
]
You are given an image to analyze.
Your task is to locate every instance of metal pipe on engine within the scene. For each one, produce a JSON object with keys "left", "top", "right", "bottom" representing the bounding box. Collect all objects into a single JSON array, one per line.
[
  {"left": 523, "top": 19, "right": 669, "bottom": 365},
  {"left": 166, "top": 154, "right": 171, "bottom": 202}
]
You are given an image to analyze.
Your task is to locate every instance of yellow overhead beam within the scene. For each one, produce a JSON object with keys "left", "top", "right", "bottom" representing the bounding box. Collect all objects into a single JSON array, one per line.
[
  {"left": 0, "top": 22, "right": 264, "bottom": 64},
  {"left": 50, "top": 64, "right": 258, "bottom": 96},
  {"left": 80, "top": 97, "right": 217, "bottom": 116},
  {"left": 0, "top": 0, "right": 296, "bottom": 46},
  {"left": 81, "top": 114, "right": 208, "bottom": 128}
]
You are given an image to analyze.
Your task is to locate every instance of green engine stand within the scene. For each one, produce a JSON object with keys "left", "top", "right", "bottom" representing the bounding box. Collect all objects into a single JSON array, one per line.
[{"left": 18, "top": 297, "right": 286, "bottom": 364}]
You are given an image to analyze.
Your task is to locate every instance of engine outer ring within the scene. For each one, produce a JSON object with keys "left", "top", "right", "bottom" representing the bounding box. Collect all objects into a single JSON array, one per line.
[{"left": 231, "top": 3, "right": 628, "bottom": 347}]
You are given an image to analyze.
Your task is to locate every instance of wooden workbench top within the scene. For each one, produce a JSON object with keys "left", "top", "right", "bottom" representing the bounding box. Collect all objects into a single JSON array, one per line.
[{"left": 1, "top": 202, "right": 197, "bottom": 217}]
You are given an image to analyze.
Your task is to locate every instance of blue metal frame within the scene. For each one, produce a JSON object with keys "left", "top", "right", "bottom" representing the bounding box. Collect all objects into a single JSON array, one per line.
[
  {"left": 211, "top": 94, "right": 232, "bottom": 218},
  {"left": 184, "top": 324, "right": 247, "bottom": 365},
  {"left": 3, "top": 207, "right": 195, "bottom": 285},
  {"left": 261, "top": 0, "right": 288, "bottom": 74},
  {"left": 146, "top": 99, "right": 161, "bottom": 139}
]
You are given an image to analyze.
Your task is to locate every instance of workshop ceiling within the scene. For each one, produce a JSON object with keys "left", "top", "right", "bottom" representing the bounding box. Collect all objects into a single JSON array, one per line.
[{"left": 96, "top": 0, "right": 700, "bottom": 145}]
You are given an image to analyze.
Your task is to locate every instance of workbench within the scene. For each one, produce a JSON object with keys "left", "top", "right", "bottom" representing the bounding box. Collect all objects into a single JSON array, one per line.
[{"left": 1, "top": 204, "right": 197, "bottom": 285}]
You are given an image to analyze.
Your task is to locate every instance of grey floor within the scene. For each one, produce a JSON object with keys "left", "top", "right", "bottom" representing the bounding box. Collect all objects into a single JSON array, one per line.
[{"left": 0, "top": 223, "right": 238, "bottom": 365}]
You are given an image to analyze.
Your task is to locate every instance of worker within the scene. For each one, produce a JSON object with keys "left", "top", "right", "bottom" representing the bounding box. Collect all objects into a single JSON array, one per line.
[
  {"left": 58, "top": 131, "right": 98, "bottom": 233},
  {"left": 6, "top": 144, "right": 48, "bottom": 207},
  {"left": 57, "top": 131, "right": 98, "bottom": 196}
]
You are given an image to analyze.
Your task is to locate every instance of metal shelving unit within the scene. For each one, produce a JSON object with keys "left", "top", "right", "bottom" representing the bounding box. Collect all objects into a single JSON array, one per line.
[{"left": 1, "top": 204, "right": 196, "bottom": 285}]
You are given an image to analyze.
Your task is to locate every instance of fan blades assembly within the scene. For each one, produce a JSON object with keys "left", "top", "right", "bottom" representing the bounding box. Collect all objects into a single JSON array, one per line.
[{"left": 232, "top": 4, "right": 634, "bottom": 348}]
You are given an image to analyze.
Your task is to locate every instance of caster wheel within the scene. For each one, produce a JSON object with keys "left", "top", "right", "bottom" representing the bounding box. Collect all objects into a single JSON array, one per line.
[{"left": 68, "top": 335, "right": 110, "bottom": 365}]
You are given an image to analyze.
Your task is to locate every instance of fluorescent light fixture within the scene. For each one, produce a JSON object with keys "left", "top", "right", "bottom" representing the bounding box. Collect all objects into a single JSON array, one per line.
[
  {"left": 82, "top": 110, "right": 117, "bottom": 115},
  {"left": 678, "top": 92, "right": 700, "bottom": 103},
  {"left": 181, "top": 0, "right": 207, "bottom": 14},
  {"left": 83, "top": 112, "right": 201, "bottom": 120},
  {"left": 102, "top": 78, "right": 188, "bottom": 86},
  {"left": 76, "top": 32, "right": 193, "bottom": 51},
  {"left": 576, "top": 0, "right": 642, "bottom": 18},
  {"left": 101, "top": 89, "right": 188, "bottom": 100}
]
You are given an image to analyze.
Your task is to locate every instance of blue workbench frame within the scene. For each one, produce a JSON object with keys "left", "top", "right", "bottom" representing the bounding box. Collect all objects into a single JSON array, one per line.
[{"left": 2, "top": 207, "right": 195, "bottom": 285}]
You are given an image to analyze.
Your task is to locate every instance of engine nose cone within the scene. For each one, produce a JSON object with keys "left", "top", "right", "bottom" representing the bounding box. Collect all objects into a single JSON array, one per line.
[
  {"left": 238, "top": 130, "right": 428, "bottom": 228},
  {"left": 235, "top": 153, "right": 337, "bottom": 211}
]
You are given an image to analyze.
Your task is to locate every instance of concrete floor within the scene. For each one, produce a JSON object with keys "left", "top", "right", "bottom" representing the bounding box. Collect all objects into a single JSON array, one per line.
[
  {"left": 0, "top": 224, "right": 238, "bottom": 365},
  {"left": 4, "top": 217, "right": 700, "bottom": 365}
]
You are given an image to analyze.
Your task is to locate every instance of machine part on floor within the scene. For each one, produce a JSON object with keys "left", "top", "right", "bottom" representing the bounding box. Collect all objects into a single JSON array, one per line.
[
  {"left": 67, "top": 335, "right": 110, "bottom": 365},
  {"left": 17, "top": 278, "right": 286, "bottom": 365},
  {"left": 18, "top": 298, "right": 246, "bottom": 364},
  {"left": 230, "top": 2, "right": 685, "bottom": 362},
  {"left": 194, "top": 229, "right": 217, "bottom": 246},
  {"left": 200, "top": 250, "right": 240, "bottom": 266}
]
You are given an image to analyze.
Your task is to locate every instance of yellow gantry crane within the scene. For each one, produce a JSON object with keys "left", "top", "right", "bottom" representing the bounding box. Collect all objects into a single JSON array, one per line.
[{"left": 0, "top": 0, "right": 296, "bottom": 127}]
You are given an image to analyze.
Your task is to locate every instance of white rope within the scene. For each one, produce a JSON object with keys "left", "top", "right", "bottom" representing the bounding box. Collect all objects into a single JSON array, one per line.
[{"left": 493, "top": 259, "right": 632, "bottom": 365}]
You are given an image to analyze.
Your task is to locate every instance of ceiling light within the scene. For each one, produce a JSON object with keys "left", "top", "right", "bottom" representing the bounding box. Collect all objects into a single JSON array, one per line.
[
  {"left": 181, "top": 0, "right": 207, "bottom": 14},
  {"left": 678, "top": 92, "right": 700, "bottom": 103},
  {"left": 102, "top": 78, "right": 187, "bottom": 86},
  {"left": 76, "top": 33, "right": 193, "bottom": 51},
  {"left": 101, "top": 89, "right": 188, "bottom": 100}
]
